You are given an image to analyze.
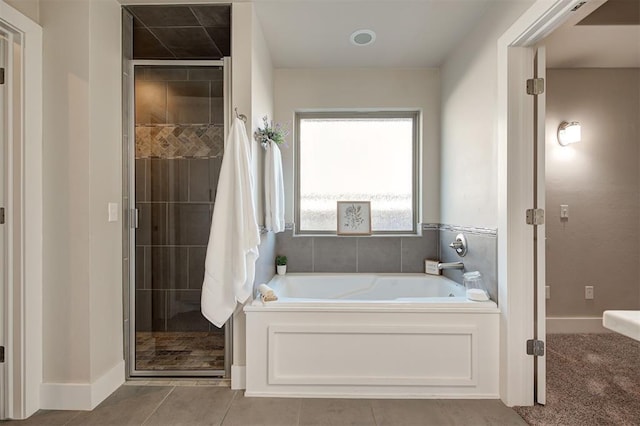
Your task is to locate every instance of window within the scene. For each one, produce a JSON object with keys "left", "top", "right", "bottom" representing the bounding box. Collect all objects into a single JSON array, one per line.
[{"left": 295, "top": 111, "right": 419, "bottom": 235}]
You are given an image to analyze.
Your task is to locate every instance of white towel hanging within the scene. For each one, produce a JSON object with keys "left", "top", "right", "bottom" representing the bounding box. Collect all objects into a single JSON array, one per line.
[
  {"left": 201, "top": 117, "right": 260, "bottom": 328},
  {"left": 264, "top": 142, "right": 285, "bottom": 233}
]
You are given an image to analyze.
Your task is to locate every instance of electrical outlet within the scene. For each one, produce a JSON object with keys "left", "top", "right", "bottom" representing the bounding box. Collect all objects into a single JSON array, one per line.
[
  {"left": 545, "top": 286, "right": 550, "bottom": 299},
  {"left": 585, "top": 285, "right": 594, "bottom": 300}
]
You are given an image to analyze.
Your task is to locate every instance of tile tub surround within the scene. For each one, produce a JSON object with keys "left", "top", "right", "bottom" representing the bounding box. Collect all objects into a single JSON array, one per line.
[
  {"left": 274, "top": 228, "right": 438, "bottom": 273},
  {"left": 439, "top": 227, "right": 498, "bottom": 302},
  {"left": 274, "top": 224, "right": 496, "bottom": 300}
]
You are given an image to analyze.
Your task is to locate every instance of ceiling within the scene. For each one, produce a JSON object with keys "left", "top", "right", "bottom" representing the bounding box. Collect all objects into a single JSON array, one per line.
[
  {"left": 545, "top": 0, "right": 640, "bottom": 68},
  {"left": 120, "top": 0, "right": 497, "bottom": 68},
  {"left": 120, "top": 0, "right": 640, "bottom": 69},
  {"left": 252, "top": 0, "right": 494, "bottom": 68},
  {"left": 577, "top": 0, "right": 640, "bottom": 25}
]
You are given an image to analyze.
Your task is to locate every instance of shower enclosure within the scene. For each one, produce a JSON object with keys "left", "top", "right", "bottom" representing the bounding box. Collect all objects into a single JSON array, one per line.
[{"left": 125, "top": 59, "right": 231, "bottom": 377}]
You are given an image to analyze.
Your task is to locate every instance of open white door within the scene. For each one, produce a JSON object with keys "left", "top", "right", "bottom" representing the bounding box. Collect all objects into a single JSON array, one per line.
[
  {"left": 533, "top": 45, "right": 546, "bottom": 405},
  {"left": 0, "top": 25, "right": 6, "bottom": 422}
]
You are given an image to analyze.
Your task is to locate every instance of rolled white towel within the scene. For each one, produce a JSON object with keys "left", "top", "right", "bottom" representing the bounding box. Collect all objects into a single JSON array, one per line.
[
  {"left": 466, "top": 288, "right": 489, "bottom": 301},
  {"left": 258, "top": 283, "right": 278, "bottom": 302}
]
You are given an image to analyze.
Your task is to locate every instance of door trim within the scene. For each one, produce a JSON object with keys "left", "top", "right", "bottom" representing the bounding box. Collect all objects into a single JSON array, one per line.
[
  {"left": 0, "top": 2, "right": 42, "bottom": 420},
  {"left": 497, "top": 0, "right": 589, "bottom": 407}
]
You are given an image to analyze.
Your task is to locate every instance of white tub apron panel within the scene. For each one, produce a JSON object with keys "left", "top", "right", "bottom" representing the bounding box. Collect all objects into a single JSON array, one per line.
[{"left": 245, "top": 274, "right": 500, "bottom": 398}]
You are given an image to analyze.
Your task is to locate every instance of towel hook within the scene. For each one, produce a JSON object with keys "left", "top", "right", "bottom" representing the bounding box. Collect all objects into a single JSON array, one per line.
[{"left": 235, "top": 107, "right": 247, "bottom": 123}]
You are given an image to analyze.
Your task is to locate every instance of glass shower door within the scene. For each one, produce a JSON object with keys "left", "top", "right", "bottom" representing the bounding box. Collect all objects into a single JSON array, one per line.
[{"left": 132, "top": 64, "right": 226, "bottom": 376}]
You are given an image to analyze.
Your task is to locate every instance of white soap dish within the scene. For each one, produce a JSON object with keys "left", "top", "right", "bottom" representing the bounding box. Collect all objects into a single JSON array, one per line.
[{"left": 466, "top": 288, "right": 489, "bottom": 301}]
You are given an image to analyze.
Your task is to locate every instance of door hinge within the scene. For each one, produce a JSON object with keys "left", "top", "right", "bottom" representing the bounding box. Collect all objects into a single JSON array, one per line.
[
  {"left": 0, "top": 207, "right": 4, "bottom": 224},
  {"left": 526, "top": 208, "right": 545, "bottom": 225},
  {"left": 0, "top": 68, "right": 4, "bottom": 85},
  {"left": 526, "top": 78, "right": 544, "bottom": 95},
  {"left": 526, "top": 339, "right": 545, "bottom": 356},
  {"left": 571, "top": 1, "right": 587, "bottom": 12},
  {"left": 0, "top": 346, "right": 4, "bottom": 363}
]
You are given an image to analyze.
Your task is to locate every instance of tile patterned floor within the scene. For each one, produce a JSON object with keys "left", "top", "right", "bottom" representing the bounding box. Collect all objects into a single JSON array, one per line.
[
  {"left": 1, "top": 384, "right": 527, "bottom": 426},
  {"left": 135, "top": 331, "right": 225, "bottom": 371}
]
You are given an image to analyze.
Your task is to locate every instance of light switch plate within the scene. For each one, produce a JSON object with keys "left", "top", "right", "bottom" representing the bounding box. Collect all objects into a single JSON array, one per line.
[
  {"left": 108, "top": 202, "right": 119, "bottom": 222},
  {"left": 560, "top": 204, "right": 569, "bottom": 219}
]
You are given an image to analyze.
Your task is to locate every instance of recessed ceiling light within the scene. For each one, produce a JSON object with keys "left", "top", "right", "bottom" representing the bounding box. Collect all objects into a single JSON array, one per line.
[{"left": 350, "top": 29, "right": 376, "bottom": 46}]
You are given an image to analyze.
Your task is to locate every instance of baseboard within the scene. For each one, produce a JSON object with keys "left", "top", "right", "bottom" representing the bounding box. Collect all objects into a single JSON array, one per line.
[
  {"left": 40, "top": 360, "right": 125, "bottom": 410},
  {"left": 231, "top": 365, "right": 246, "bottom": 390},
  {"left": 244, "top": 391, "right": 500, "bottom": 399},
  {"left": 546, "top": 316, "right": 610, "bottom": 334}
]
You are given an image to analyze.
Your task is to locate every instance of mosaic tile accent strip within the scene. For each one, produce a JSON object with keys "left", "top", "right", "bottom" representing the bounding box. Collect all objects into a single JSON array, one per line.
[{"left": 136, "top": 124, "right": 224, "bottom": 159}]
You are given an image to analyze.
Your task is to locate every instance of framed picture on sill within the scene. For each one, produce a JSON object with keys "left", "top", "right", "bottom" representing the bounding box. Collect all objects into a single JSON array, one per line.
[{"left": 337, "top": 201, "right": 372, "bottom": 235}]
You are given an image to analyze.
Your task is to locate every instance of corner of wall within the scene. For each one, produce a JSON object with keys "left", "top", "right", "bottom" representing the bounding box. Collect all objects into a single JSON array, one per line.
[
  {"left": 40, "top": 360, "right": 125, "bottom": 411},
  {"left": 231, "top": 1, "right": 277, "bottom": 380}
]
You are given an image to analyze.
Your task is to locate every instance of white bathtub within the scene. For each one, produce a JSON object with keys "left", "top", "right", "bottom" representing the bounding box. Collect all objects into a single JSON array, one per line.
[
  {"left": 259, "top": 273, "right": 490, "bottom": 306},
  {"left": 245, "top": 273, "right": 499, "bottom": 399}
]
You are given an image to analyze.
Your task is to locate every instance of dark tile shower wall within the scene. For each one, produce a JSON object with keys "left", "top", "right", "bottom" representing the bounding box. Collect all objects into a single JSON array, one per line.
[{"left": 135, "top": 67, "right": 223, "bottom": 333}]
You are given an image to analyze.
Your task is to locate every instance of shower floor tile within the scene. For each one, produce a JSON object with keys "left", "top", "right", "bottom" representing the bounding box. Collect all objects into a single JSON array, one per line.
[{"left": 135, "top": 331, "right": 225, "bottom": 371}]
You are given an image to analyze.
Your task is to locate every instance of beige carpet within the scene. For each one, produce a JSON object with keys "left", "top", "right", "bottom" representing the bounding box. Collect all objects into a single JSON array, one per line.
[{"left": 514, "top": 333, "right": 640, "bottom": 426}]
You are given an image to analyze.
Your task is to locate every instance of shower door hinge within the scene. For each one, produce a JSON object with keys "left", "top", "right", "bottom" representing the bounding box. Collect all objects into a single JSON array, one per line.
[
  {"left": 526, "top": 208, "right": 544, "bottom": 225},
  {"left": 526, "top": 339, "right": 545, "bottom": 356},
  {"left": 0, "top": 207, "right": 4, "bottom": 224},
  {"left": 131, "top": 208, "right": 139, "bottom": 229},
  {"left": 0, "top": 68, "right": 4, "bottom": 85},
  {"left": 0, "top": 346, "right": 4, "bottom": 362},
  {"left": 526, "top": 78, "right": 544, "bottom": 95}
]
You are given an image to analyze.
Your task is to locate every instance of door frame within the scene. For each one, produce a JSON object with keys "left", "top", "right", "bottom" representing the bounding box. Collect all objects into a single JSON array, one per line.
[
  {"left": 0, "top": 2, "right": 42, "bottom": 420},
  {"left": 125, "top": 58, "right": 232, "bottom": 378},
  {"left": 497, "top": 0, "right": 601, "bottom": 407}
]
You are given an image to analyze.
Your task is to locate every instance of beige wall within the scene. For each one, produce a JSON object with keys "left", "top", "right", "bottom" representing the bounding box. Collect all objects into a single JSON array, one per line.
[
  {"left": 40, "top": 0, "right": 122, "bottom": 384},
  {"left": 87, "top": 0, "right": 122, "bottom": 381},
  {"left": 274, "top": 68, "right": 441, "bottom": 224},
  {"left": 546, "top": 68, "right": 640, "bottom": 316},
  {"left": 251, "top": 5, "right": 274, "bottom": 227},
  {"left": 41, "top": 0, "right": 91, "bottom": 383},
  {"left": 4, "top": 0, "right": 38, "bottom": 22},
  {"left": 440, "top": 0, "right": 535, "bottom": 228}
]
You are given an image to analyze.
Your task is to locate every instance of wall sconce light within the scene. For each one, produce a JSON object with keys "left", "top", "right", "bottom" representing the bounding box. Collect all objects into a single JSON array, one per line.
[{"left": 557, "top": 121, "right": 581, "bottom": 146}]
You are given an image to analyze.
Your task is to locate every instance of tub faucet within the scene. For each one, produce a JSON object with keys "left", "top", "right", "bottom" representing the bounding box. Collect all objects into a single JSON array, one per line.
[{"left": 437, "top": 261, "right": 464, "bottom": 270}]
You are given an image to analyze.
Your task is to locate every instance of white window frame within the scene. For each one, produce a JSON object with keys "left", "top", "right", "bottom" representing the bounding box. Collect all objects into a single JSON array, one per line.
[{"left": 294, "top": 110, "right": 420, "bottom": 235}]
